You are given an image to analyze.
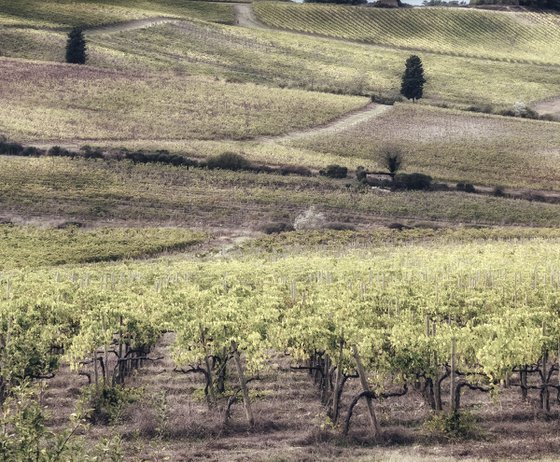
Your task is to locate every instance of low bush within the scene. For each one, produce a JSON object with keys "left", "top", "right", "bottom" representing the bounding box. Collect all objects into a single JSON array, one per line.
[
  {"left": 356, "top": 166, "right": 367, "bottom": 183},
  {"left": 261, "top": 222, "right": 295, "bottom": 234},
  {"left": 394, "top": 172, "right": 432, "bottom": 190},
  {"left": 205, "top": 152, "right": 252, "bottom": 171},
  {"left": 278, "top": 165, "right": 313, "bottom": 177},
  {"left": 81, "top": 145, "right": 104, "bottom": 159},
  {"left": 78, "top": 385, "right": 143, "bottom": 425},
  {"left": 326, "top": 222, "right": 356, "bottom": 231},
  {"left": 47, "top": 146, "right": 76, "bottom": 158},
  {"left": 424, "top": 411, "right": 479, "bottom": 440},
  {"left": 320, "top": 164, "right": 348, "bottom": 179},
  {"left": 0, "top": 136, "right": 24, "bottom": 155},
  {"left": 493, "top": 186, "right": 506, "bottom": 197},
  {"left": 371, "top": 94, "right": 402, "bottom": 105},
  {"left": 457, "top": 182, "right": 476, "bottom": 193}
]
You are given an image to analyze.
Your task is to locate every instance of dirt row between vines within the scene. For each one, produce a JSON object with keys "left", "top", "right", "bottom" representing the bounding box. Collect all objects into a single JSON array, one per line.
[{"left": 41, "top": 333, "right": 560, "bottom": 461}]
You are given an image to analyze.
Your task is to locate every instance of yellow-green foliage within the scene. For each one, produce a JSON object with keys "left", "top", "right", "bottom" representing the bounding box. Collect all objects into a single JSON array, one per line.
[
  {"left": 1, "top": 156, "right": 560, "bottom": 227},
  {"left": 254, "top": 2, "right": 560, "bottom": 65},
  {"left": 0, "top": 225, "right": 207, "bottom": 269},
  {"left": 0, "top": 0, "right": 234, "bottom": 27},
  {"left": 0, "top": 58, "right": 366, "bottom": 142},
  {"left": 289, "top": 103, "right": 560, "bottom": 190},
  {"left": 241, "top": 227, "right": 560, "bottom": 254}
]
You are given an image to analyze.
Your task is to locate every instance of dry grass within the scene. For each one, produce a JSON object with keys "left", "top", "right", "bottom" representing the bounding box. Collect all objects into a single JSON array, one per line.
[
  {"left": 289, "top": 103, "right": 560, "bottom": 191},
  {"left": 2, "top": 156, "right": 560, "bottom": 228},
  {"left": 0, "top": 58, "right": 366, "bottom": 143}
]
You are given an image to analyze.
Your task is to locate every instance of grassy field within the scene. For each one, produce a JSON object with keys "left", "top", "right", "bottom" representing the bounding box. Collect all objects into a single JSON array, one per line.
[
  {"left": 0, "top": 0, "right": 235, "bottom": 28},
  {"left": 254, "top": 2, "right": 560, "bottom": 66},
  {"left": 0, "top": 58, "right": 367, "bottom": 143},
  {"left": 0, "top": 225, "right": 207, "bottom": 269},
  {"left": 1, "top": 156, "right": 560, "bottom": 228}
]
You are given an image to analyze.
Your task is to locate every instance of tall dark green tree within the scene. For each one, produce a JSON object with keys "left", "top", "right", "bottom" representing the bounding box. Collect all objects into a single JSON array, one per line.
[
  {"left": 65, "top": 27, "right": 87, "bottom": 64},
  {"left": 400, "top": 55, "right": 425, "bottom": 102}
]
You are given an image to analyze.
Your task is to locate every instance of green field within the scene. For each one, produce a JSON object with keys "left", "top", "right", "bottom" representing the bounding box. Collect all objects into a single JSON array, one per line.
[
  {"left": 0, "top": 225, "right": 207, "bottom": 269},
  {"left": 254, "top": 2, "right": 560, "bottom": 66},
  {"left": 3, "top": 17, "right": 559, "bottom": 110}
]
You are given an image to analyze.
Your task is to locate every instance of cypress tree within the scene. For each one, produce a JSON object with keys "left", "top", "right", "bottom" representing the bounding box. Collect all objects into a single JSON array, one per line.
[
  {"left": 400, "top": 55, "right": 426, "bottom": 102},
  {"left": 66, "top": 27, "right": 87, "bottom": 65}
]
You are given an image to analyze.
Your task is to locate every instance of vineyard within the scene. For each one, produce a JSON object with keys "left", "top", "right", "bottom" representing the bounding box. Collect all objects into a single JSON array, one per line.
[
  {"left": 0, "top": 0, "right": 235, "bottom": 28},
  {"left": 288, "top": 103, "right": 560, "bottom": 191},
  {"left": 0, "top": 58, "right": 366, "bottom": 143},
  {"left": 0, "top": 226, "right": 207, "bottom": 269},
  {"left": 253, "top": 2, "right": 560, "bottom": 66},
  {"left": 1, "top": 0, "right": 560, "bottom": 459},
  {"left": 3, "top": 236, "right": 560, "bottom": 459}
]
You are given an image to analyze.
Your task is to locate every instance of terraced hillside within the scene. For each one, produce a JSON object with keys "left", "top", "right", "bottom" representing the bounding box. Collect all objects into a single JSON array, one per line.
[{"left": 254, "top": 2, "right": 560, "bottom": 66}]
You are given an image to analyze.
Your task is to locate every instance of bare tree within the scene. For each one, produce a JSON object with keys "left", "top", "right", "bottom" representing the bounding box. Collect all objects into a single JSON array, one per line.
[{"left": 378, "top": 146, "right": 405, "bottom": 179}]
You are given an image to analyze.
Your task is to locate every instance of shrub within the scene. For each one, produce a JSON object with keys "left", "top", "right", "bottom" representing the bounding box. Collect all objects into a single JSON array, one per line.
[
  {"left": 456, "top": 182, "right": 476, "bottom": 193},
  {"left": 78, "top": 385, "right": 142, "bottom": 425},
  {"left": 326, "top": 222, "right": 356, "bottom": 231},
  {"left": 0, "top": 136, "right": 24, "bottom": 155},
  {"left": 424, "top": 411, "right": 479, "bottom": 440},
  {"left": 387, "top": 222, "right": 412, "bottom": 230},
  {"left": 80, "top": 145, "right": 104, "bottom": 159},
  {"left": 261, "top": 222, "right": 295, "bottom": 234},
  {"left": 371, "top": 94, "right": 402, "bottom": 105},
  {"left": 205, "top": 152, "right": 252, "bottom": 171},
  {"left": 356, "top": 166, "right": 367, "bottom": 183},
  {"left": 394, "top": 172, "right": 432, "bottom": 190},
  {"left": 278, "top": 165, "right": 313, "bottom": 177},
  {"left": 21, "top": 146, "right": 44, "bottom": 156},
  {"left": 378, "top": 145, "right": 404, "bottom": 177},
  {"left": 493, "top": 186, "right": 506, "bottom": 197},
  {"left": 320, "top": 164, "right": 347, "bottom": 179},
  {"left": 47, "top": 146, "right": 76, "bottom": 158}
]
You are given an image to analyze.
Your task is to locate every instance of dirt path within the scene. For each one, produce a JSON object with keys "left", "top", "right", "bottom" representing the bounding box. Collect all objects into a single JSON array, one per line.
[
  {"left": 533, "top": 97, "right": 560, "bottom": 118},
  {"left": 28, "top": 103, "right": 391, "bottom": 150},
  {"left": 258, "top": 103, "right": 391, "bottom": 143},
  {"left": 234, "top": 3, "right": 266, "bottom": 28},
  {"left": 84, "top": 17, "right": 181, "bottom": 35}
]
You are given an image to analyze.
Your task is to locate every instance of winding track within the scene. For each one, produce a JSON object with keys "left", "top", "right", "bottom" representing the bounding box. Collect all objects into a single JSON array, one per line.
[
  {"left": 257, "top": 103, "right": 391, "bottom": 143},
  {"left": 84, "top": 17, "right": 181, "bottom": 35}
]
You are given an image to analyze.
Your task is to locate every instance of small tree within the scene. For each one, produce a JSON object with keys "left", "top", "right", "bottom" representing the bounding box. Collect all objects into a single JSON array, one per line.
[
  {"left": 66, "top": 27, "right": 87, "bottom": 64},
  {"left": 379, "top": 146, "right": 404, "bottom": 179},
  {"left": 400, "top": 55, "right": 425, "bottom": 102}
]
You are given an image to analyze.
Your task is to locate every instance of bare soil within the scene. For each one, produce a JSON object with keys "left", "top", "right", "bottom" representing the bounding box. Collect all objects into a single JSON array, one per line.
[
  {"left": 42, "top": 334, "right": 560, "bottom": 462},
  {"left": 534, "top": 97, "right": 560, "bottom": 118}
]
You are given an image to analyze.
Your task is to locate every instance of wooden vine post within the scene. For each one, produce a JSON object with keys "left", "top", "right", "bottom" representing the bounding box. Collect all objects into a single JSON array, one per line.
[
  {"left": 351, "top": 344, "right": 380, "bottom": 438},
  {"left": 450, "top": 336, "right": 457, "bottom": 413},
  {"left": 331, "top": 339, "right": 344, "bottom": 424},
  {"left": 231, "top": 340, "right": 255, "bottom": 427}
]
